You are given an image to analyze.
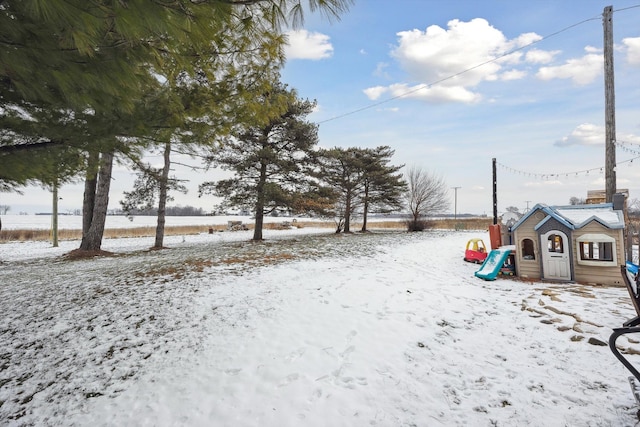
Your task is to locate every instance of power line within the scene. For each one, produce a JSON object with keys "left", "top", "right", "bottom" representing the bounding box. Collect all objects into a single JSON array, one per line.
[
  {"left": 614, "top": 4, "right": 640, "bottom": 13},
  {"left": 317, "top": 7, "right": 640, "bottom": 125}
]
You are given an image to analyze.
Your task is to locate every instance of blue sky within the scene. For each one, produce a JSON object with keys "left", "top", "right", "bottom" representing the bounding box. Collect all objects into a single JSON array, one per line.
[
  {"left": 3, "top": 0, "right": 640, "bottom": 216},
  {"left": 280, "top": 0, "right": 640, "bottom": 216}
]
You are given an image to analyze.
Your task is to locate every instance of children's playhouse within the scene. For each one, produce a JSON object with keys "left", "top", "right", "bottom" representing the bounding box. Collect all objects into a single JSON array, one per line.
[{"left": 509, "top": 196, "right": 626, "bottom": 286}]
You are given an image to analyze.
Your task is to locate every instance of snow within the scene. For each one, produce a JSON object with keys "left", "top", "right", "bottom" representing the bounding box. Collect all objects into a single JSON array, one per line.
[
  {"left": 555, "top": 207, "right": 624, "bottom": 228},
  {"left": 0, "top": 214, "right": 325, "bottom": 230},
  {"left": 2, "top": 227, "right": 640, "bottom": 426}
]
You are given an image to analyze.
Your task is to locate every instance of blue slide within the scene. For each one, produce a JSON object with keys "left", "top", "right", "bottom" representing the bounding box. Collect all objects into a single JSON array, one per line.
[{"left": 475, "top": 245, "right": 516, "bottom": 281}]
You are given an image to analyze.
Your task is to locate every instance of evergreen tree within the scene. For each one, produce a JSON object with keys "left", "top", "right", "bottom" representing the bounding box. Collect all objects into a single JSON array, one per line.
[
  {"left": 199, "top": 83, "right": 320, "bottom": 241},
  {"left": 315, "top": 147, "right": 367, "bottom": 233},
  {"left": 359, "top": 146, "right": 407, "bottom": 232},
  {"left": 1, "top": 0, "right": 353, "bottom": 251},
  {"left": 0, "top": 0, "right": 352, "bottom": 185},
  {"left": 120, "top": 141, "right": 190, "bottom": 249},
  {"left": 116, "top": 17, "right": 284, "bottom": 250}
]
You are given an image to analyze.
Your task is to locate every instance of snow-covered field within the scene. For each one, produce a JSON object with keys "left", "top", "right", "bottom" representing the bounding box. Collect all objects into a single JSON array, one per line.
[
  {"left": 0, "top": 214, "right": 324, "bottom": 230},
  {"left": 2, "top": 227, "right": 640, "bottom": 426}
]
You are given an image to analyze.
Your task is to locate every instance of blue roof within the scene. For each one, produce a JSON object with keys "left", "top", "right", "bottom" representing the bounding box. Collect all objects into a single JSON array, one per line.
[{"left": 511, "top": 203, "right": 625, "bottom": 232}]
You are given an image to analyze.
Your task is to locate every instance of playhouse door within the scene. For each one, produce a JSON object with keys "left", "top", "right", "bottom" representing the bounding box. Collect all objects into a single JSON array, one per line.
[{"left": 541, "top": 231, "right": 571, "bottom": 281}]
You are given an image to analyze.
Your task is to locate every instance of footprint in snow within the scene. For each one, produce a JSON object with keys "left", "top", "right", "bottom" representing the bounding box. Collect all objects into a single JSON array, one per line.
[
  {"left": 284, "top": 347, "right": 306, "bottom": 363},
  {"left": 277, "top": 373, "right": 300, "bottom": 388},
  {"left": 339, "top": 345, "right": 355, "bottom": 358}
]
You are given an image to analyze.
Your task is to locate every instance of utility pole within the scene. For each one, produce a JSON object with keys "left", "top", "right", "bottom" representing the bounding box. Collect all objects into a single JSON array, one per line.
[
  {"left": 492, "top": 158, "right": 498, "bottom": 225},
  {"left": 603, "top": 5, "right": 616, "bottom": 203},
  {"left": 452, "top": 187, "right": 461, "bottom": 220},
  {"left": 525, "top": 200, "right": 532, "bottom": 213}
]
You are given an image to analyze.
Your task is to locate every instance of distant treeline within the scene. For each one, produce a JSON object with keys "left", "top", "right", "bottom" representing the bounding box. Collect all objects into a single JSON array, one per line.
[{"left": 113, "top": 206, "right": 209, "bottom": 216}]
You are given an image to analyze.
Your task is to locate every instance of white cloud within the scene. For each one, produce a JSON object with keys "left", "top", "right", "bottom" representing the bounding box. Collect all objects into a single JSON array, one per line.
[
  {"left": 524, "top": 180, "right": 563, "bottom": 188},
  {"left": 284, "top": 30, "right": 333, "bottom": 60},
  {"left": 511, "top": 32, "right": 543, "bottom": 48},
  {"left": 584, "top": 45, "right": 602, "bottom": 54},
  {"left": 525, "top": 48, "right": 560, "bottom": 64},
  {"left": 623, "top": 37, "right": 640, "bottom": 65},
  {"left": 555, "top": 123, "right": 604, "bottom": 147},
  {"left": 364, "top": 18, "right": 551, "bottom": 104},
  {"left": 500, "top": 69, "right": 527, "bottom": 81},
  {"left": 364, "top": 83, "right": 481, "bottom": 104},
  {"left": 374, "top": 62, "right": 391, "bottom": 79},
  {"left": 362, "top": 86, "right": 387, "bottom": 100},
  {"left": 392, "top": 19, "right": 507, "bottom": 87},
  {"left": 556, "top": 123, "right": 640, "bottom": 147},
  {"left": 536, "top": 50, "right": 602, "bottom": 85},
  {"left": 621, "top": 133, "right": 640, "bottom": 144}
]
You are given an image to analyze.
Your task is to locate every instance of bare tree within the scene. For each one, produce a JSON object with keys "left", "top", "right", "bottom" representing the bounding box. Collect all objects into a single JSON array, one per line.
[
  {"left": 405, "top": 166, "right": 449, "bottom": 231},
  {"left": 569, "top": 196, "right": 586, "bottom": 205}
]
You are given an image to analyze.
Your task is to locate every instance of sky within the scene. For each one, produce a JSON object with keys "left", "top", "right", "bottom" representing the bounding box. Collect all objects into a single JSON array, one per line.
[
  {"left": 3, "top": 0, "right": 640, "bottom": 216},
  {"left": 2, "top": 228, "right": 640, "bottom": 425}
]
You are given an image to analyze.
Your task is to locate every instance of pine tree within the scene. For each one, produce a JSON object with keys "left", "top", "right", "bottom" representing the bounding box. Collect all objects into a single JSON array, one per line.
[
  {"left": 359, "top": 146, "right": 407, "bottom": 232},
  {"left": 199, "top": 83, "right": 320, "bottom": 241},
  {"left": 1, "top": 0, "right": 353, "bottom": 250},
  {"left": 315, "top": 147, "right": 367, "bottom": 233}
]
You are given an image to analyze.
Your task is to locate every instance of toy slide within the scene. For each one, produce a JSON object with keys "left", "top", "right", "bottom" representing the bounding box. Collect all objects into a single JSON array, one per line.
[
  {"left": 627, "top": 261, "right": 639, "bottom": 276},
  {"left": 474, "top": 245, "right": 516, "bottom": 281}
]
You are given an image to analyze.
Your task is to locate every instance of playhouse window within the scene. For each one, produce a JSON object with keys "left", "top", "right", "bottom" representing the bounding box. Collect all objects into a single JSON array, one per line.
[
  {"left": 521, "top": 238, "right": 535, "bottom": 260},
  {"left": 579, "top": 242, "right": 613, "bottom": 261},
  {"left": 547, "top": 234, "right": 564, "bottom": 253},
  {"left": 577, "top": 234, "right": 617, "bottom": 266}
]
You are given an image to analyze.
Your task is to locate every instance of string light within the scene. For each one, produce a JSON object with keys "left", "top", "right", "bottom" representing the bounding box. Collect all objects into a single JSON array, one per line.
[
  {"left": 615, "top": 140, "right": 640, "bottom": 156},
  {"left": 497, "top": 154, "right": 640, "bottom": 179}
]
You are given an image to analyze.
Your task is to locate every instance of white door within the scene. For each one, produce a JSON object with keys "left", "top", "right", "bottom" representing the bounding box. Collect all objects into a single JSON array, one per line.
[{"left": 541, "top": 230, "right": 571, "bottom": 281}]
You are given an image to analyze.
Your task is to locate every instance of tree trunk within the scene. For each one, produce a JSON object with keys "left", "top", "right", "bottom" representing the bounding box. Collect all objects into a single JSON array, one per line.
[
  {"left": 253, "top": 161, "right": 267, "bottom": 241},
  {"left": 82, "top": 151, "right": 99, "bottom": 236},
  {"left": 154, "top": 142, "right": 171, "bottom": 249},
  {"left": 79, "top": 152, "right": 114, "bottom": 251},
  {"left": 361, "top": 184, "right": 370, "bottom": 232},
  {"left": 344, "top": 189, "right": 352, "bottom": 233}
]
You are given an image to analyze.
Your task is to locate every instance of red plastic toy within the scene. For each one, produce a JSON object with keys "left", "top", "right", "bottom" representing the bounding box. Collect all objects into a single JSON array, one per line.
[{"left": 464, "top": 238, "right": 488, "bottom": 264}]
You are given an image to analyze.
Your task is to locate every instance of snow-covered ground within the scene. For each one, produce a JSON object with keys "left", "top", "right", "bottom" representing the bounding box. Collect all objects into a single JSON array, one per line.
[
  {"left": 0, "top": 214, "right": 327, "bottom": 230},
  {"left": 2, "top": 228, "right": 640, "bottom": 426}
]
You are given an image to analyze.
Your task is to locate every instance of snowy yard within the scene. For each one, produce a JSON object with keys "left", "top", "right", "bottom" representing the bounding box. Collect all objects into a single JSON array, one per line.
[{"left": 2, "top": 228, "right": 640, "bottom": 426}]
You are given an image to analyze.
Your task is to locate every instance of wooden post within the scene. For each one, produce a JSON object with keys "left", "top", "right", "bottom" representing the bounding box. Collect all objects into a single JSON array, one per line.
[
  {"left": 603, "top": 5, "right": 616, "bottom": 203},
  {"left": 52, "top": 181, "right": 59, "bottom": 247},
  {"left": 492, "top": 158, "right": 498, "bottom": 225}
]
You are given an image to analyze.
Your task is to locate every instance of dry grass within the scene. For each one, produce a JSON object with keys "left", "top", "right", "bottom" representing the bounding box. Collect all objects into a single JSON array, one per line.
[
  {"left": 0, "top": 217, "right": 492, "bottom": 243},
  {"left": 65, "top": 248, "right": 116, "bottom": 260}
]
